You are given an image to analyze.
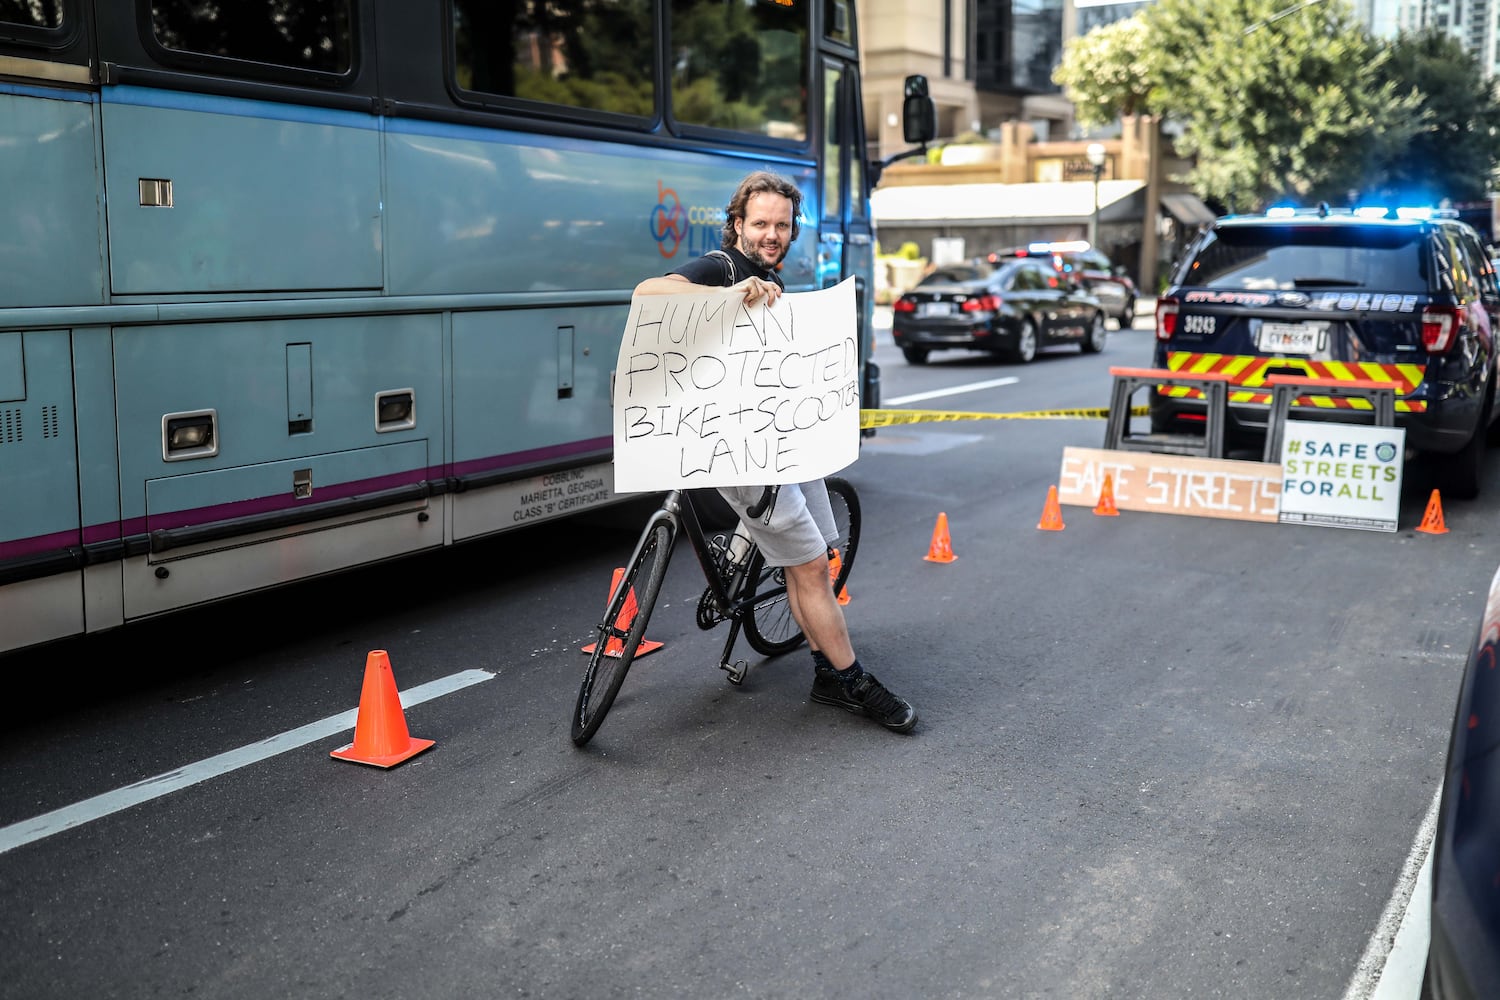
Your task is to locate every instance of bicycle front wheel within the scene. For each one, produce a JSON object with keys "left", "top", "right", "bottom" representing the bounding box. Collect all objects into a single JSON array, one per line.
[
  {"left": 571, "top": 521, "right": 672, "bottom": 747},
  {"left": 742, "top": 476, "right": 861, "bottom": 657}
]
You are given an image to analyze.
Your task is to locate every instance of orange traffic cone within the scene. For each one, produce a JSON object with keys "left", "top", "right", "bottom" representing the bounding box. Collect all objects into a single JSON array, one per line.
[
  {"left": 330, "top": 650, "right": 435, "bottom": 768},
  {"left": 828, "top": 548, "right": 851, "bottom": 605},
  {"left": 1416, "top": 489, "right": 1448, "bottom": 535},
  {"left": 924, "top": 513, "right": 957, "bottom": 563},
  {"left": 1038, "top": 485, "right": 1065, "bottom": 531},
  {"left": 1093, "top": 474, "right": 1120, "bottom": 517},
  {"left": 582, "top": 567, "right": 664, "bottom": 658}
]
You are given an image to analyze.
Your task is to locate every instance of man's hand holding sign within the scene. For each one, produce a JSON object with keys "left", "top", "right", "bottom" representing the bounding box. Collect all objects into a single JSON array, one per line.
[{"left": 613, "top": 278, "right": 859, "bottom": 493}]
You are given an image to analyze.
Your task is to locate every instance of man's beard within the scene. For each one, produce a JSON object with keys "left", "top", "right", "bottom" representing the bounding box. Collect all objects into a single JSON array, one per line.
[{"left": 738, "top": 234, "right": 786, "bottom": 271}]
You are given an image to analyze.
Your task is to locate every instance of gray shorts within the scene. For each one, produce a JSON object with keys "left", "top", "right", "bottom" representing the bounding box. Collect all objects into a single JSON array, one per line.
[{"left": 716, "top": 481, "right": 837, "bottom": 568}]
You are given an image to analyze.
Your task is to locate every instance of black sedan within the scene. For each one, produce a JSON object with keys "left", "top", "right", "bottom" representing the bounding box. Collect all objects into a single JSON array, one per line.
[
  {"left": 988, "top": 242, "right": 1138, "bottom": 328},
  {"left": 1426, "top": 562, "right": 1500, "bottom": 997},
  {"left": 890, "top": 258, "right": 1107, "bottom": 364}
]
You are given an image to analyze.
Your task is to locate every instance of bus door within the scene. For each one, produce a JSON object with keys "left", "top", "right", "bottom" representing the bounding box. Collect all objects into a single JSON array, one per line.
[{"left": 818, "top": 58, "right": 878, "bottom": 412}]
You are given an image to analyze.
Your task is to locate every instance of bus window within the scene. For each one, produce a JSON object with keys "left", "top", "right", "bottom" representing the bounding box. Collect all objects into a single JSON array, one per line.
[
  {"left": 823, "top": 0, "right": 852, "bottom": 46},
  {"left": 846, "top": 75, "right": 868, "bottom": 222},
  {"left": 822, "top": 63, "right": 842, "bottom": 221},
  {"left": 147, "top": 0, "right": 354, "bottom": 76},
  {"left": 669, "top": 0, "right": 807, "bottom": 142},
  {"left": 451, "top": 0, "right": 654, "bottom": 118},
  {"left": 1, "top": 0, "right": 63, "bottom": 31}
]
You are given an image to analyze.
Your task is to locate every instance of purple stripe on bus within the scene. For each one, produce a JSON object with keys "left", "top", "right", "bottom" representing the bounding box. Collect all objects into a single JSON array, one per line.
[
  {"left": 82, "top": 523, "right": 124, "bottom": 546},
  {"left": 143, "top": 467, "right": 429, "bottom": 532},
  {"left": 0, "top": 529, "right": 81, "bottom": 562},
  {"left": 4, "top": 441, "right": 611, "bottom": 563},
  {"left": 449, "top": 436, "right": 610, "bottom": 478}
]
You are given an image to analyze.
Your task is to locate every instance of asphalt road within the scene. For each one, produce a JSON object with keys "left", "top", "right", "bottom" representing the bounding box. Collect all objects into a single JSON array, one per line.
[{"left": 0, "top": 311, "right": 1481, "bottom": 999}]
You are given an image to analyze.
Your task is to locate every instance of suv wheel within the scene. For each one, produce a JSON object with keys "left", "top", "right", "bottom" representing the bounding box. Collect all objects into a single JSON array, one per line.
[
  {"left": 1437, "top": 412, "right": 1489, "bottom": 501},
  {"left": 1436, "top": 429, "right": 1485, "bottom": 500},
  {"left": 901, "top": 346, "right": 929, "bottom": 365},
  {"left": 1120, "top": 297, "right": 1135, "bottom": 328}
]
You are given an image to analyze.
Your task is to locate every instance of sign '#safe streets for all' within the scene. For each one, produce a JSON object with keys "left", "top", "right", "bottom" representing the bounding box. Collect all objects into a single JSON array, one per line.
[{"left": 612, "top": 278, "right": 860, "bottom": 493}]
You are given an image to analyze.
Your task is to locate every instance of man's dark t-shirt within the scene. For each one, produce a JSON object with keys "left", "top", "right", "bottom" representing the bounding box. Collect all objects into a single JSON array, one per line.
[{"left": 668, "top": 246, "right": 783, "bottom": 290}]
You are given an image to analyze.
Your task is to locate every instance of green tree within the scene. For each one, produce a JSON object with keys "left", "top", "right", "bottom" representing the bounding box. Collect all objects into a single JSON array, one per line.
[
  {"left": 1369, "top": 28, "right": 1500, "bottom": 205},
  {"left": 1054, "top": 0, "right": 1424, "bottom": 211},
  {"left": 1145, "top": 0, "right": 1421, "bottom": 210},
  {"left": 1051, "top": 16, "right": 1157, "bottom": 128}
]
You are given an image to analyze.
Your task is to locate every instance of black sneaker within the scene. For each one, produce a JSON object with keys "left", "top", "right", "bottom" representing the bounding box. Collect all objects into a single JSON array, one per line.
[{"left": 810, "top": 667, "right": 917, "bottom": 733}]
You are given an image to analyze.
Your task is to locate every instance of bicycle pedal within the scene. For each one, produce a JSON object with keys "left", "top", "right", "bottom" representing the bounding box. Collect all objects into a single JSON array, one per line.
[{"left": 720, "top": 659, "right": 749, "bottom": 685}]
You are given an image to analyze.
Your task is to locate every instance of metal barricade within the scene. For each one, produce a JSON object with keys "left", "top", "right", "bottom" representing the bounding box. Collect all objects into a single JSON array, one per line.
[
  {"left": 1103, "top": 366, "right": 1230, "bottom": 459},
  {"left": 1260, "top": 375, "right": 1399, "bottom": 463}
]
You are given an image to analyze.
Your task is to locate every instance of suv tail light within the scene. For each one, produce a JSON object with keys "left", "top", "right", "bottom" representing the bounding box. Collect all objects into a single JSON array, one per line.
[
  {"left": 1421, "top": 305, "right": 1459, "bottom": 352},
  {"left": 961, "top": 294, "right": 1002, "bottom": 312},
  {"left": 892, "top": 296, "right": 916, "bottom": 314},
  {"left": 1155, "top": 297, "right": 1179, "bottom": 341}
]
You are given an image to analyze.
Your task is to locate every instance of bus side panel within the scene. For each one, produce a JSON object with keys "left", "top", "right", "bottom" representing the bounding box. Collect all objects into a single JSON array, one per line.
[
  {"left": 74, "top": 325, "right": 126, "bottom": 636},
  {"left": 450, "top": 307, "right": 623, "bottom": 538},
  {"left": 111, "top": 315, "right": 444, "bottom": 618},
  {"left": 0, "top": 89, "right": 105, "bottom": 307},
  {"left": 99, "top": 89, "right": 383, "bottom": 295},
  {"left": 131, "top": 442, "right": 433, "bottom": 618},
  {"left": 383, "top": 124, "right": 654, "bottom": 296},
  {"left": 0, "top": 330, "right": 85, "bottom": 649},
  {"left": 381, "top": 123, "right": 819, "bottom": 295}
]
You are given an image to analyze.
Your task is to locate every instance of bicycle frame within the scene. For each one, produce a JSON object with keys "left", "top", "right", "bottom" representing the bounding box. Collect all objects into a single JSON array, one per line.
[{"left": 632, "top": 489, "right": 784, "bottom": 683}]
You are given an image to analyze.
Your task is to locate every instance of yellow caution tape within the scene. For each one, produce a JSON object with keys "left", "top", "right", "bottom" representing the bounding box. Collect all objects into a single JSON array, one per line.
[{"left": 860, "top": 406, "right": 1148, "bottom": 429}]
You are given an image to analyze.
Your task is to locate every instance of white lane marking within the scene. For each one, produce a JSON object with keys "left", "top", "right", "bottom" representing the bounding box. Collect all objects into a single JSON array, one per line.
[
  {"left": 0, "top": 669, "right": 493, "bottom": 855},
  {"left": 885, "top": 376, "right": 1019, "bottom": 406},
  {"left": 1343, "top": 785, "right": 1441, "bottom": 1000}
]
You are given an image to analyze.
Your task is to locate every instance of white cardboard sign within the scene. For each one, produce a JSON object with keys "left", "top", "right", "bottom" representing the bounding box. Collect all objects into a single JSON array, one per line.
[
  {"left": 612, "top": 278, "right": 860, "bottom": 492},
  {"left": 1277, "top": 419, "right": 1405, "bottom": 531}
]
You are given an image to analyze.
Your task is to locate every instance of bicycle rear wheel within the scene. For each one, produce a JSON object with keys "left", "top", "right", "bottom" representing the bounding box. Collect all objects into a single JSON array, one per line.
[
  {"left": 742, "top": 476, "right": 861, "bottom": 657},
  {"left": 571, "top": 521, "right": 672, "bottom": 747}
]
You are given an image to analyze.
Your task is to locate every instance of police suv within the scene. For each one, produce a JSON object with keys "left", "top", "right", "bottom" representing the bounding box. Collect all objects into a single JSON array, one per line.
[{"left": 1152, "top": 205, "right": 1500, "bottom": 498}]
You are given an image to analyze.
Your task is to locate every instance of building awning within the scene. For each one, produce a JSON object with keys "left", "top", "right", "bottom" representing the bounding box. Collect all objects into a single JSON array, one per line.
[
  {"left": 871, "top": 180, "right": 1147, "bottom": 227},
  {"left": 871, "top": 181, "right": 1220, "bottom": 231},
  {"left": 1161, "top": 192, "right": 1217, "bottom": 227}
]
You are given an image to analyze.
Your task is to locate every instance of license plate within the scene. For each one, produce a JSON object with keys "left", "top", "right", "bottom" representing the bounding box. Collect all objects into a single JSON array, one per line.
[
  {"left": 1257, "top": 321, "right": 1323, "bottom": 354},
  {"left": 918, "top": 302, "right": 953, "bottom": 318}
]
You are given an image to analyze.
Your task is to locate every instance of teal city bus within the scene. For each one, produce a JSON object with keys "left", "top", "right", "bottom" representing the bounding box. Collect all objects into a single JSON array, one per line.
[{"left": 0, "top": 0, "right": 914, "bottom": 654}]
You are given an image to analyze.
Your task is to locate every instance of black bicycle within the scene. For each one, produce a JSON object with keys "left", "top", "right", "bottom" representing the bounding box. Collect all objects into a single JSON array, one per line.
[{"left": 570, "top": 478, "right": 861, "bottom": 747}]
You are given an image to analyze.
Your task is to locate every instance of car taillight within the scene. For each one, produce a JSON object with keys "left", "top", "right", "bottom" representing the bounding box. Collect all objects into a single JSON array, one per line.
[
  {"left": 1155, "top": 297, "right": 1179, "bottom": 341},
  {"left": 893, "top": 297, "right": 916, "bottom": 314},
  {"left": 1421, "top": 305, "right": 1459, "bottom": 352},
  {"left": 961, "top": 294, "right": 1002, "bottom": 312}
]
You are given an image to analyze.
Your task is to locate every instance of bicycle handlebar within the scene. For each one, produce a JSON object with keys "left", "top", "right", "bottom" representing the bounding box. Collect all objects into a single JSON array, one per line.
[{"left": 745, "top": 484, "right": 777, "bottom": 521}]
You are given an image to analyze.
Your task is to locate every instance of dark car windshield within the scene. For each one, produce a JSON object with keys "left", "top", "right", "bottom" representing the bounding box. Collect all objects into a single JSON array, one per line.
[
  {"left": 1181, "top": 224, "right": 1429, "bottom": 292},
  {"left": 919, "top": 263, "right": 993, "bottom": 285}
]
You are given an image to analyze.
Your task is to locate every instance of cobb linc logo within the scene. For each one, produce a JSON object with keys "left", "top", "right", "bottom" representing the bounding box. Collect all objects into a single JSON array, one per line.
[{"left": 649, "top": 180, "right": 726, "bottom": 259}]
